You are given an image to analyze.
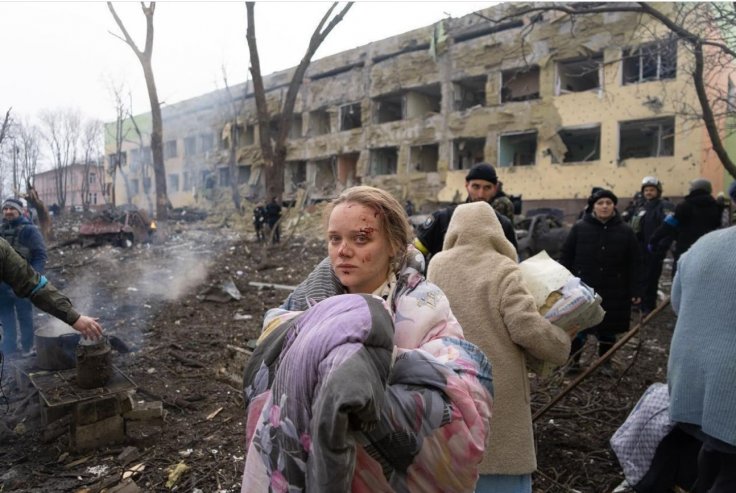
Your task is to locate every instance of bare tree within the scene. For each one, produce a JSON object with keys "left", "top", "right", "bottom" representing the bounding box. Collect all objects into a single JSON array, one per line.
[
  {"left": 80, "top": 119, "right": 103, "bottom": 210},
  {"left": 484, "top": 2, "right": 736, "bottom": 180},
  {"left": 245, "top": 1, "right": 353, "bottom": 200},
  {"left": 105, "top": 83, "right": 132, "bottom": 207},
  {"left": 0, "top": 107, "right": 11, "bottom": 149},
  {"left": 17, "top": 119, "right": 41, "bottom": 191},
  {"left": 108, "top": 2, "right": 168, "bottom": 220},
  {"left": 40, "top": 108, "right": 81, "bottom": 210},
  {"left": 221, "top": 67, "right": 249, "bottom": 211}
]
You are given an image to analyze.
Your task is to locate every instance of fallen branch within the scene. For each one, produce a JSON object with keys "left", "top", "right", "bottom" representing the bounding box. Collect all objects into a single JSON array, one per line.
[{"left": 170, "top": 351, "right": 205, "bottom": 368}]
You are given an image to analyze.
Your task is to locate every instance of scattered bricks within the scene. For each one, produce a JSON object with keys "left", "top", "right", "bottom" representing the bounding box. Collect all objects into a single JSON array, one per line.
[
  {"left": 72, "top": 415, "right": 125, "bottom": 451},
  {"left": 123, "top": 401, "right": 163, "bottom": 421},
  {"left": 74, "top": 396, "right": 122, "bottom": 426}
]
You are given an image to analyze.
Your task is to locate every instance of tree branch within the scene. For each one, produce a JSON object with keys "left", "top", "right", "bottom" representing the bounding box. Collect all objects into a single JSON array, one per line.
[
  {"left": 0, "top": 107, "right": 11, "bottom": 147},
  {"left": 107, "top": 2, "right": 143, "bottom": 59}
]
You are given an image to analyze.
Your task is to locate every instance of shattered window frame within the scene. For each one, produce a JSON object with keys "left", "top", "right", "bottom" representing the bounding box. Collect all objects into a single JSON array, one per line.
[
  {"left": 405, "top": 84, "right": 442, "bottom": 119},
  {"left": 373, "top": 92, "right": 404, "bottom": 124},
  {"left": 369, "top": 147, "right": 399, "bottom": 176},
  {"left": 556, "top": 55, "right": 603, "bottom": 95},
  {"left": 451, "top": 138, "right": 486, "bottom": 170},
  {"left": 339, "top": 102, "right": 362, "bottom": 131},
  {"left": 308, "top": 108, "right": 332, "bottom": 136},
  {"left": 554, "top": 125, "right": 601, "bottom": 164},
  {"left": 453, "top": 75, "right": 487, "bottom": 110},
  {"left": 622, "top": 39, "right": 677, "bottom": 85},
  {"left": 498, "top": 130, "right": 538, "bottom": 167},
  {"left": 618, "top": 116, "right": 675, "bottom": 159},
  {"left": 409, "top": 143, "right": 439, "bottom": 172},
  {"left": 501, "top": 66, "right": 541, "bottom": 103},
  {"left": 200, "top": 133, "right": 215, "bottom": 153}
]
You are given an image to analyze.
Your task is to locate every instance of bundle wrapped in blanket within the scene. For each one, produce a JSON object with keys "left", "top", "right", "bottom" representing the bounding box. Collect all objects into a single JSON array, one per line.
[
  {"left": 241, "top": 255, "right": 493, "bottom": 493},
  {"left": 519, "top": 251, "right": 605, "bottom": 376}
]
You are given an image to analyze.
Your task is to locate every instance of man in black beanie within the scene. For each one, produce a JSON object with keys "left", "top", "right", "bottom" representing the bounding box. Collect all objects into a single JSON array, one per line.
[{"left": 414, "top": 163, "right": 517, "bottom": 265}]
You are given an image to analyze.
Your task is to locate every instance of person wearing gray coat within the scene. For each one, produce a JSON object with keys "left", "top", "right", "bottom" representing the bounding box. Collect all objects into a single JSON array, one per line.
[{"left": 667, "top": 226, "right": 736, "bottom": 492}]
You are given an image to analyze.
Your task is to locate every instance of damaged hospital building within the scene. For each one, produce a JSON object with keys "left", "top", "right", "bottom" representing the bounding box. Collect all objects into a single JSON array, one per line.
[{"left": 105, "top": 2, "right": 735, "bottom": 217}]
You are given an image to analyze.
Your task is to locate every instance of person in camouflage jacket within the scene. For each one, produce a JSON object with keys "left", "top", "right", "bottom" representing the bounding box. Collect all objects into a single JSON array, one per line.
[{"left": 0, "top": 237, "right": 102, "bottom": 345}]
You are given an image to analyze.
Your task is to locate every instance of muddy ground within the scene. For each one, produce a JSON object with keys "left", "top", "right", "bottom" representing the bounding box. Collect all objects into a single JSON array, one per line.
[{"left": 0, "top": 213, "right": 675, "bottom": 493}]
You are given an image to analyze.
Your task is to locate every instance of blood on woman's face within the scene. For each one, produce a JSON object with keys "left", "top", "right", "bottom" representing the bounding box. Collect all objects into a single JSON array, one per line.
[{"left": 327, "top": 202, "right": 393, "bottom": 294}]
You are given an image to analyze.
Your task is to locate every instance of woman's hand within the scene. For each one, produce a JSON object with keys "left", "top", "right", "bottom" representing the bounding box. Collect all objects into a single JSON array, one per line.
[{"left": 73, "top": 315, "right": 103, "bottom": 340}]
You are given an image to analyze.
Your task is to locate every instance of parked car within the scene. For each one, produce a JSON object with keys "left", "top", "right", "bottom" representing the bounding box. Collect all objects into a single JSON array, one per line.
[{"left": 515, "top": 208, "right": 571, "bottom": 261}]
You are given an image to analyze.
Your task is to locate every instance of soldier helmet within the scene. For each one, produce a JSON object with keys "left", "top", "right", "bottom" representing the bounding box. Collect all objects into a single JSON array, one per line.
[
  {"left": 689, "top": 178, "right": 712, "bottom": 194},
  {"left": 641, "top": 176, "right": 662, "bottom": 195}
]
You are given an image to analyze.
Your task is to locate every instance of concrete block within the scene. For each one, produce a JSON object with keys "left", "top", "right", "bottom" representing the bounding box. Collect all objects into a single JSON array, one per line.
[
  {"left": 74, "top": 396, "right": 122, "bottom": 426},
  {"left": 72, "top": 415, "right": 125, "bottom": 451},
  {"left": 40, "top": 399, "right": 74, "bottom": 426}
]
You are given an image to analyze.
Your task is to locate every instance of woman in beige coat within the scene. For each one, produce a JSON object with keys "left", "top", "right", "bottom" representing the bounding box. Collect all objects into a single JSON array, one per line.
[{"left": 427, "top": 201, "right": 572, "bottom": 493}]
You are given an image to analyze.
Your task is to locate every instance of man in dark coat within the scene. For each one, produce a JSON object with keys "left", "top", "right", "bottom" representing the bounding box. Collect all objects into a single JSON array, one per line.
[
  {"left": 264, "top": 197, "right": 282, "bottom": 244},
  {"left": 649, "top": 178, "right": 722, "bottom": 278},
  {"left": 0, "top": 198, "right": 47, "bottom": 355},
  {"left": 560, "top": 189, "right": 643, "bottom": 375},
  {"left": 414, "top": 163, "right": 517, "bottom": 266},
  {"left": 631, "top": 177, "right": 674, "bottom": 315}
]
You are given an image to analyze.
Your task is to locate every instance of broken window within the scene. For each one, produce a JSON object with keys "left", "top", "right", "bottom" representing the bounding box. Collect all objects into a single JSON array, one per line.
[
  {"left": 405, "top": 84, "right": 441, "bottom": 119},
  {"left": 313, "top": 158, "right": 337, "bottom": 190},
  {"left": 339, "top": 103, "right": 362, "bottom": 131},
  {"left": 167, "top": 173, "right": 180, "bottom": 192},
  {"left": 555, "top": 126, "right": 601, "bottom": 163},
  {"left": 499, "top": 131, "right": 537, "bottom": 166},
  {"left": 501, "top": 67, "right": 540, "bottom": 102},
  {"left": 164, "top": 140, "right": 178, "bottom": 159},
  {"left": 619, "top": 117, "right": 675, "bottom": 159},
  {"left": 369, "top": 147, "right": 398, "bottom": 175},
  {"left": 218, "top": 167, "right": 231, "bottom": 187},
  {"left": 623, "top": 39, "right": 677, "bottom": 85},
  {"left": 409, "top": 144, "right": 439, "bottom": 172},
  {"left": 289, "top": 114, "right": 303, "bottom": 139},
  {"left": 242, "top": 125, "right": 255, "bottom": 146},
  {"left": 373, "top": 92, "right": 403, "bottom": 123},
  {"left": 184, "top": 136, "right": 197, "bottom": 157},
  {"left": 557, "top": 55, "right": 602, "bottom": 94},
  {"left": 200, "top": 133, "right": 214, "bottom": 153},
  {"left": 451, "top": 138, "right": 485, "bottom": 170},
  {"left": 453, "top": 76, "right": 486, "bottom": 110},
  {"left": 308, "top": 109, "right": 331, "bottom": 136},
  {"left": 337, "top": 153, "right": 358, "bottom": 186},
  {"left": 285, "top": 160, "right": 307, "bottom": 193},
  {"left": 238, "top": 165, "right": 251, "bottom": 184}
]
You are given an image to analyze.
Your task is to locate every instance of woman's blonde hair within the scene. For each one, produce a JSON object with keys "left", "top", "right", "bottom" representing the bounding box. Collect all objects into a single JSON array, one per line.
[{"left": 324, "top": 186, "right": 413, "bottom": 268}]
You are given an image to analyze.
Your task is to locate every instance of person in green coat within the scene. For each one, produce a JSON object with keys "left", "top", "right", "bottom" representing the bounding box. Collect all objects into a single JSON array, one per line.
[{"left": 0, "top": 237, "right": 102, "bottom": 344}]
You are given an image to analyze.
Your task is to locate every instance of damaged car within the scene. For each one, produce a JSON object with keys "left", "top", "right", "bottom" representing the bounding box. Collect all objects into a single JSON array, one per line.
[
  {"left": 79, "top": 205, "right": 155, "bottom": 247},
  {"left": 515, "top": 208, "right": 571, "bottom": 261}
]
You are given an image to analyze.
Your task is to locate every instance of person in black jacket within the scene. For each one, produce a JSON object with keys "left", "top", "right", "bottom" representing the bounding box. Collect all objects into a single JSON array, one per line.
[
  {"left": 648, "top": 178, "right": 722, "bottom": 279},
  {"left": 560, "top": 189, "right": 643, "bottom": 375},
  {"left": 414, "top": 163, "right": 517, "bottom": 266},
  {"left": 631, "top": 177, "right": 674, "bottom": 315}
]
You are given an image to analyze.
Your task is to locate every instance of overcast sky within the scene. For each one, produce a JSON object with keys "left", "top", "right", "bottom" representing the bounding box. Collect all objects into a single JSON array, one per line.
[{"left": 0, "top": 1, "right": 489, "bottom": 125}]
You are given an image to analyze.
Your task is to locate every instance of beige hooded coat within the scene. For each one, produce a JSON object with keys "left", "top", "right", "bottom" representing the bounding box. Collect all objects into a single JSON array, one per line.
[{"left": 427, "top": 201, "right": 571, "bottom": 475}]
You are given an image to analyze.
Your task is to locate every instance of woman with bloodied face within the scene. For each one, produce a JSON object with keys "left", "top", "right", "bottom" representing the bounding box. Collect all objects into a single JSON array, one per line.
[{"left": 240, "top": 186, "right": 494, "bottom": 493}]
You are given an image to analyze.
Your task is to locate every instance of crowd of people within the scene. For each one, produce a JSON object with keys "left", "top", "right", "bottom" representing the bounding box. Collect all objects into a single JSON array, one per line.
[
  {"left": 3, "top": 164, "right": 735, "bottom": 492},
  {"left": 239, "top": 165, "right": 735, "bottom": 493}
]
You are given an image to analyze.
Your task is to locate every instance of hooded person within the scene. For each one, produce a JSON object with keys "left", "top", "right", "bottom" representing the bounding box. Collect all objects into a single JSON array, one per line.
[
  {"left": 427, "top": 200, "right": 571, "bottom": 493},
  {"left": 560, "top": 189, "right": 643, "bottom": 375}
]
